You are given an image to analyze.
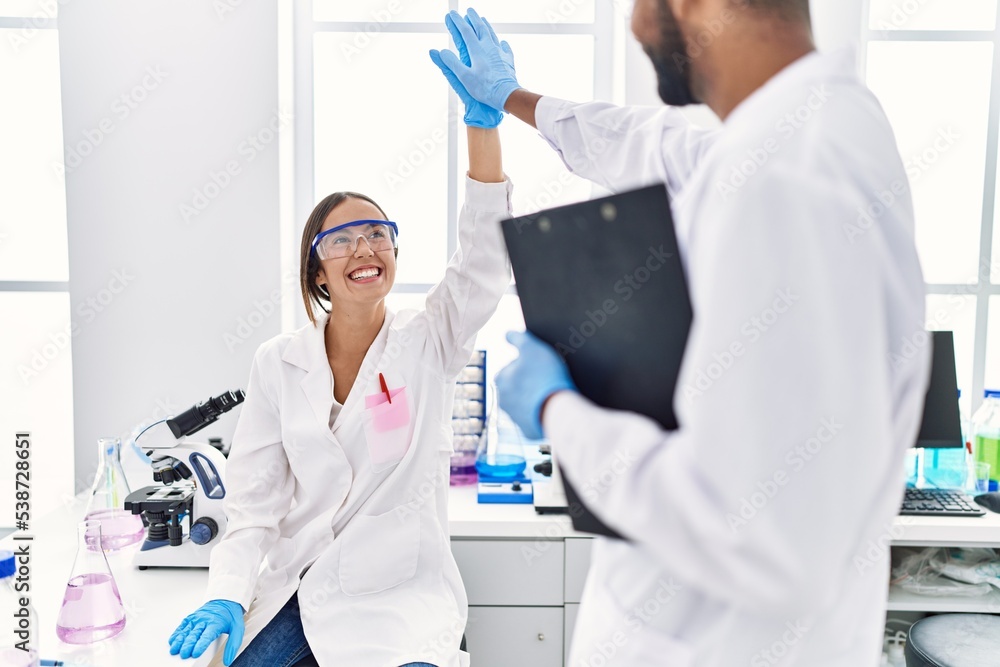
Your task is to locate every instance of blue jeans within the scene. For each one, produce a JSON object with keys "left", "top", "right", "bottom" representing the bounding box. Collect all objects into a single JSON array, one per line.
[{"left": 230, "top": 592, "right": 437, "bottom": 667}]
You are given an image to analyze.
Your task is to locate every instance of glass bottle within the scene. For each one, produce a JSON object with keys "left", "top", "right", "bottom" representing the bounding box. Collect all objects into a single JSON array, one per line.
[
  {"left": 84, "top": 437, "right": 145, "bottom": 551},
  {"left": 56, "top": 521, "right": 126, "bottom": 644},
  {"left": 0, "top": 551, "right": 39, "bottom": 667}
]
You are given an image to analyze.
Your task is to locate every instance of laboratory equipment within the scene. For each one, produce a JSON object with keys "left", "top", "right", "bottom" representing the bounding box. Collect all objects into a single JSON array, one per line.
[
  {"left": 532, "top": 443, "right": 569, "bottom": 515},
  {"left": 898, "top": 488, "right": 984, "bottom": 516},
  {"left": 1, "top": 550, "right": 39, "bottom": 666},
  {"left": 971, "top": 390, "right": 1000, "bottom": 492},
  {"left": 311, "top": 220, "right": 399, "bottom": 260},
  {"left": 83, "top": 437, "right": 145, "bottom": 552},
  {"left": 125, "top": 390, "right": 243, "bottom": 569},
  {"left": 476, "top": 408, "right": 532, "bottom": 504},
  {"left": 450, "top": 351, "right": 486, "bottom": 486},
  {"left": 55, "top": 521, "right": 126, "bottom": 644}
]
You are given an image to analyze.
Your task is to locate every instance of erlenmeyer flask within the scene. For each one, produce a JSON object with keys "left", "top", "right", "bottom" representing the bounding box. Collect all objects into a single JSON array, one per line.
[
  {"left": 56, "top": 521, "right": 126, "bottom": 644},
  {"left": 476, "top": 395, "right": 527, "bottom": 480},
  {"left": 84, "top": 437, "right": 144, "bottom": 551}
]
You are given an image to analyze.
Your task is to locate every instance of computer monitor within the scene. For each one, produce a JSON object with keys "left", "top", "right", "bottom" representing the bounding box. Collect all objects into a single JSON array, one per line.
[{"left": 914, "top": 330, "right": 963, "bottom": 449}]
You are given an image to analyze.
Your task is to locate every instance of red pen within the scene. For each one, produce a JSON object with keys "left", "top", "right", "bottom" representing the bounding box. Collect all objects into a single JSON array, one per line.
[{"left": 379, "top": 372, "right": 392, "bottom": 404}]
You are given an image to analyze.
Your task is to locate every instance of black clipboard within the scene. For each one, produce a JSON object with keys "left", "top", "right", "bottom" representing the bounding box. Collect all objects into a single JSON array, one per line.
[{"left": 501, "top": 184, "right": 692, "bottom": 538}]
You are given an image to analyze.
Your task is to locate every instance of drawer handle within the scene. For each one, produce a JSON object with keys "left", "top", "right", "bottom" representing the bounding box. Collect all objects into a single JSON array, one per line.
[{"left": 537, "top": 633, "right": 545, "bottom": 641}]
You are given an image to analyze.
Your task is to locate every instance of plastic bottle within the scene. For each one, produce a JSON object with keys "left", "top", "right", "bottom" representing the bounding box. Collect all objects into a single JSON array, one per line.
[
  {"left": 971, "top": 390, "right": 1000, "bottom": 493},
  {"left": 0, "top": 551, "right": 39, "bottom": 667}
]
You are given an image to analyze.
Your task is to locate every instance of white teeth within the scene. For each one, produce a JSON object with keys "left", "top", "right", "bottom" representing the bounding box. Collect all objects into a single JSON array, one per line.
[{"left": 350, "top": 268, "right": 379, "bottom": 281}]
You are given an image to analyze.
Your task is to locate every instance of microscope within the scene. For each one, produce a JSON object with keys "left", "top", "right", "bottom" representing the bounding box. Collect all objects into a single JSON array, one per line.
[{"left": 125, "top": 390, "right": 244, "bottom": 569}]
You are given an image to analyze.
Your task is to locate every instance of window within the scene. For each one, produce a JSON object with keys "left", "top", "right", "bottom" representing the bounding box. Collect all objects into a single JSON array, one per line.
[
  {"left": 0, "top": 4, "right": 74, "bottom": 522},
  {"left": 863, "top": 1, "right": 1000, "bottom": 412},
  {"left": 291, "top": 0, "right": 617, "bottom": 374}
]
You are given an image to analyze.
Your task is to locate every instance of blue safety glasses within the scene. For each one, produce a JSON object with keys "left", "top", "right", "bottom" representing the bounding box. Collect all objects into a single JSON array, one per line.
[{"left": 311, "top": 219, "right": 399, "bottom": 261}]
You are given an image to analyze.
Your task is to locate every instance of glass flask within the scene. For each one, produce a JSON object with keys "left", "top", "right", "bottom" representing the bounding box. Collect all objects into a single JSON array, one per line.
[
  {"left": 476, "top": 409, "right": 527, "bottom": 480},
  {"left": 56, "top": 520, "right": 126, "bottom": 644},
  {"left": 84, "top": 437, "right": 145, "bottom": 551}
]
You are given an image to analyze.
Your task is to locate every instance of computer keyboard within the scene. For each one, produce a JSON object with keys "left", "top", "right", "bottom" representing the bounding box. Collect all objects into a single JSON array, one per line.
[{"left": 899, "top": 488, "right": 985, "bottom": 516}]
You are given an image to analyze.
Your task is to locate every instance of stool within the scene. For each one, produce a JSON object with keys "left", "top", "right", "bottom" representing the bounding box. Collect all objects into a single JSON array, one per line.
[{"left": 905, "top": 614, "right": 1000, "bottom": 666}]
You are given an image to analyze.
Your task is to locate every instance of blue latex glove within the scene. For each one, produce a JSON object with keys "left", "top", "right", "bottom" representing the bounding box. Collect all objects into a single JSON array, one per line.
[
  {"left": 430, "top": 11, "right": 504, "bottom": 128},
  {"left": 168, "top": 599, "right": 245, "bottom": 666},
  {"left": 428, "top": 8, "right": 520, "bottom": 116},
  {"left": 496, "top": 331, "right": 577, "bottom": 440}
]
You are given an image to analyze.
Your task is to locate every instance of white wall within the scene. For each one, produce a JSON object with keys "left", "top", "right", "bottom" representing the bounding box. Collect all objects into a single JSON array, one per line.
[{"left": 58, "top": 1, "right": 283, "bottom": 491}]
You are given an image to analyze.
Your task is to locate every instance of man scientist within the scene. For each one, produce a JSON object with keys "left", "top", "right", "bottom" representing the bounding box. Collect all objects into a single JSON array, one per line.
[{"left": 430, "top": 0, "right": 929, "bottom": 665}]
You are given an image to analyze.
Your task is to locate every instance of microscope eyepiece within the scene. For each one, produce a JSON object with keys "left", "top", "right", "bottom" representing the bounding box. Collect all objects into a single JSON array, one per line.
[{"left": 166, "top": 389, "right": 246, "bottom": 438}]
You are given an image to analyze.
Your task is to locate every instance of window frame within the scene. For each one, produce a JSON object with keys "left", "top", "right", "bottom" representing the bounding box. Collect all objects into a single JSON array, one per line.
[
  {"left": 0, "top": 9, "right": 67, "bottom": 531},
  {"left": 0, "top": 11, "right": 63, "bottom": 294},
  {"left": 861, "top": 2, "right": 1000, "bottom": 412},
  {"left": 287, "top": 0, "right": 617, "bottom": 327}
]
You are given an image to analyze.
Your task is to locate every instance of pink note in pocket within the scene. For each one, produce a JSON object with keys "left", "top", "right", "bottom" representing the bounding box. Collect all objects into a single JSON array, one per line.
[
  {"left": 364, "top": 385, "right": 405, "bottom": 409},
  {"left": 364, "top": 386, "right": 409, "bottom": 432},
  {"left": 362, "top": 386, "right": 413, "bottom": 470}
]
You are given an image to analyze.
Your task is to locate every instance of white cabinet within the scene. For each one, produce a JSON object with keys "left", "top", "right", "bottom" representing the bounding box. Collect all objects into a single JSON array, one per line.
[
  {"left": 451, "top": 537, "right": 593, "bottom": 666},
  {"left": 452, "top": 539, "right": 565, "bottom": 606},
  {"left": 465, "top": 606, "right": 564, "bottom": 667}
]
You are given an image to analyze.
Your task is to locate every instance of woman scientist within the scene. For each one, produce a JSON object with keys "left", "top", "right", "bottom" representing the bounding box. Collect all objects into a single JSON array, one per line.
[{"left": 168, "top": 11, "right": 513, "bottom": 667}]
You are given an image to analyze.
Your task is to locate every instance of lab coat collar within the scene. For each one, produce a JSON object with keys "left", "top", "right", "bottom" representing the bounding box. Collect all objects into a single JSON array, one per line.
[
  {"left": 280, "top": 308, "right": 396, "bottom": 371},
  {"left": 723, "top": 47, "right": 857, "bottom": 131},
  {"left": 281, "top": 308, "right": 396, "bottom": 434}
]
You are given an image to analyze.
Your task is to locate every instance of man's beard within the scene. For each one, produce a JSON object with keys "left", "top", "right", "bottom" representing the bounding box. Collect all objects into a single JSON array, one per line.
[{"left": 644, "top": 1, "right": 699, "bottom": 106}]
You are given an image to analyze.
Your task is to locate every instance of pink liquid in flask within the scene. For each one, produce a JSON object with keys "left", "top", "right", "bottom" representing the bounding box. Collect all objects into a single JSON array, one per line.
[
  {"left": 84, "top": 509, "right": 144, "bottom": 551},
  {"left": 55, "top": 573, "right": 126, "bottom": 644}
]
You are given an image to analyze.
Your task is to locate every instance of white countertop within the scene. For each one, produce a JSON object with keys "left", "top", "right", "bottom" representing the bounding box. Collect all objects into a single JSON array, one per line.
[
  {"left": 4, "top": 484, "right": 1000, "bottom": 666},
  {"left": 447, "top": 483, "right": 581, "bottom": 539},
  {"left": 0, "top": 495, "right": 215, "bottom": 667}
]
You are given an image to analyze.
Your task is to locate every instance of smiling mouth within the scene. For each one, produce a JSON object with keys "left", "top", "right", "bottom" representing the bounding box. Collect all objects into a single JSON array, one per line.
[{"left": 348, "top": 266, "right": 382, "bottom": 281}]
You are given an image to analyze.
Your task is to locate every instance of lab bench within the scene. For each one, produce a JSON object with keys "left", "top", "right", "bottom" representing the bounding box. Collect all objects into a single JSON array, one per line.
[{"left": 5, "top": 488, "right": 1000, "bottom": 666}]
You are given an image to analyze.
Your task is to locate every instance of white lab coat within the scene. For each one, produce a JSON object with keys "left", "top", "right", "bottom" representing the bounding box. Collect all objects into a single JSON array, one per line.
[
  {"left": 204, "top": 176, "right": 512, "bottom": 667},
  {"left": 537, "top": 50, "right": 930, "bottom": 666}
]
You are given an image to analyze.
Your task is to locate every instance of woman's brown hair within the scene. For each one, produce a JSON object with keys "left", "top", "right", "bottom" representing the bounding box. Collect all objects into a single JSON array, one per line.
[{"left": 300, "top": 191, "right": 391, "bottom": 325}]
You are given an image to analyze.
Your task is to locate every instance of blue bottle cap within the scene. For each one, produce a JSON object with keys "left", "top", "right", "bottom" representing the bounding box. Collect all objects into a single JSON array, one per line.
[
  {"left": 984, "top": 389, "right": 1000, "bottom": 399},
  {"left": 0, "top": 550, "right": 14, "bottom": 579}
]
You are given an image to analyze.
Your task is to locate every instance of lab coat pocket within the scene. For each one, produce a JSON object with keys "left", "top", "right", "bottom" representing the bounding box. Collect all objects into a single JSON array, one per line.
[
  {"left": 361, "top": 385, "right": 414, "bottom": 471},
  {"left": 339, "top": 509, "right": 420, "bottom": 596}
]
